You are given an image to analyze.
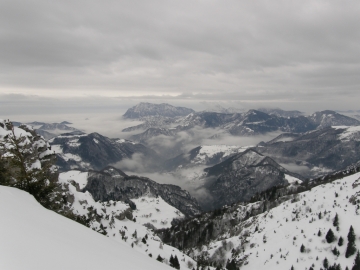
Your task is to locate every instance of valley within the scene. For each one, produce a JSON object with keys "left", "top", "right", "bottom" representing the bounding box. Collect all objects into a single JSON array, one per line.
[{"left": 1, "top": 102, "right": 360, "bottom": 270}]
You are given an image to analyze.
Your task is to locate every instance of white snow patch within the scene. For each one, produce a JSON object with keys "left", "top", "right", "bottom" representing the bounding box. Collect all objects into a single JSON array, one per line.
[
  {"left": 285, "top": 174, "right": 302, "bottom": 184},
  {"left": 0, "top": 186, "right": 172, "bottom": 270},
  {"left": 59, "top": 170, "right": 89, "bottom": 189},
  {"left": 132, "top": 195, "right": 184, "bottom": 229}
]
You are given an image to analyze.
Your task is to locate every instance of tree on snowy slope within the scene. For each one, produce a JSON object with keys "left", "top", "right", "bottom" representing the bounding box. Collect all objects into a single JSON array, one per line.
[
  {"left": 169, "top": 254, "right": 180, "bottom": 269},
  {"left": 352, "top": 250, "right": 360, "bottom": 270},
  {"left": 326, "top": 229, "right": 336, "bottom": 243},
  {"left": 346, "top": 226, "right": 357, "bottom": 258},
  {"left": 0, "top": 121, "right": 59, "bottom": 210}
]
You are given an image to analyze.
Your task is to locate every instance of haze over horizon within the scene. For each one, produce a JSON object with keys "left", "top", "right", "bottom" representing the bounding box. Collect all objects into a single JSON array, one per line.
[{"left": 1, "top": 0, "right": 360, "bottom": 116}]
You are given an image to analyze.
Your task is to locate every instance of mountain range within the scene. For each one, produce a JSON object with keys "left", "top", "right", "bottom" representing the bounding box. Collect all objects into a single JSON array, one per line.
[{"left": 2, "top": 102, "right": 360, "bottom": 270}]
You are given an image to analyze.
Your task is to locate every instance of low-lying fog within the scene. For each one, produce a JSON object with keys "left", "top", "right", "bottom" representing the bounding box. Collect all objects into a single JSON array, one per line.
[{"left": 6, "top": 109, "right": 284, "bottom": 208}]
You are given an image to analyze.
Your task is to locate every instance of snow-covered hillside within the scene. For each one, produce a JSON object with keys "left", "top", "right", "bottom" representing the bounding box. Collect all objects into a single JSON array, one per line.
[
  {"left": 0, "top": 185, "right": 173, "bottom": 270},
  {"left": 192, "top": 172, "right": 360, "bottom": 269},
  {"left": 58, "top": 170, "right": 198, "bottom": 269}
]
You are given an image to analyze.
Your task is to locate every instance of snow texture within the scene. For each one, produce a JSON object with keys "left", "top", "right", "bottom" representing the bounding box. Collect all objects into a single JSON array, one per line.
[
  {"left": 0, "top": 186, "right": 173, "bottom": 270},
  {"left": 194, "top": 172, "right": 360, "bottom": 270}
]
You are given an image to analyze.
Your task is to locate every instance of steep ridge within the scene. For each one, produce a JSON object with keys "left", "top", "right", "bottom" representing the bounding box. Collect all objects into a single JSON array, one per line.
[
  {"left": 308, "top": 110, "right": 360, "bottom": 129},
  {"left": 50, "top": 132, "right": 160, "bottom": 172},
  {"left": 203, "top": 149, "right": 304, "bottom": 210},
  {"left": 159, "top": 164, "right": 360, "bottom": 270},
  {"left": 256, "top": 126, "right": 360, "bottom": 178},
  {"left": 82, "top": 167, "right": 202, "bottom": 217}
]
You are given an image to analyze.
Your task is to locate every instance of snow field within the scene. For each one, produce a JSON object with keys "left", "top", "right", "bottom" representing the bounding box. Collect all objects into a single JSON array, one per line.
[
  {"left": 58, "top": 170, "right": 198, "bottom": 269},
  {"left": 197, "top": 172, "right": 360, "bottom": 270},
  {"left": 0, "top": 186, "right": 173, "bottom": 270}
]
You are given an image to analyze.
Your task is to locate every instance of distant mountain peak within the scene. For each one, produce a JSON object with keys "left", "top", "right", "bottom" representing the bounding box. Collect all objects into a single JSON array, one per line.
[
  {"left": 308, "top": 110, "right": 360, "bottom": 129},
  {"left": 123, "top": 102, "right": 195, "bottom": 119}
]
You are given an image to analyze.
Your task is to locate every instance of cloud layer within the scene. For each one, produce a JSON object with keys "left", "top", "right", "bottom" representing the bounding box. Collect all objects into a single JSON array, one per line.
[{"left": 1, "top": 0, "right": 360, "bottom": 110}]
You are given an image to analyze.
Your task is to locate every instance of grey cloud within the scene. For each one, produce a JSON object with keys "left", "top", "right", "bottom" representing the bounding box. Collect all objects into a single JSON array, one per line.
[{"left": 1, "top": 0, "right": 360, "bottom": 110}]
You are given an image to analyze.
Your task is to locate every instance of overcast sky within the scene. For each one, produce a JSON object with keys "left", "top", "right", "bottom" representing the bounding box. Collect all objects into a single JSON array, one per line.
[{"left": 1, "top": 0, "right": 360, "bottom": 115}]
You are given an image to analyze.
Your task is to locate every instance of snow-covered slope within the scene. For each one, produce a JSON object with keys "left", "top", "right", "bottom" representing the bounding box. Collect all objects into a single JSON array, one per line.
[
  {"left": 0, "top": 185, "right": 173, "bottom": 270},
  {"left": 57, "top": 170, "right": 199, "bottom": 269},
  {"left": 59, "top": 170, "right": 186, "bottom": 230},
  {"left": 186, "top": 172, "right": 360, "bottom": 270}
]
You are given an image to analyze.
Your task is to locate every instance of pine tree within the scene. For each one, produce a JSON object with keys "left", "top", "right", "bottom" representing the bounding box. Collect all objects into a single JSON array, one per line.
[
  {"left": 352, "top": 250, "right": 360, "bottom": 270},
  {"left": 173, "top": 255, "right": 180, "bottom": 269},
  {"left": 324, "top": 257, "right": 329, "bottom": 269},
  {"left": 326, "top": 229, "right": 335, "bottom": 243},
  {"left": 318, "top": 230, "right": 322, "bottom": 236},
  {"left": 332, "top": 247, "right": 340, "bottom": 256},
  {"left": 300, "top": 244, "right": 305, "bottom": 253},
  {"left": 170, "top": 255, "right": 174, "bottom": 267},
  {"left": 0, "top": 122, "right": 59, "bottom": 210},
  {"left": 338, "top": 236, "right": 344, "bottom": 246},
  {"left": 156, "top": 255, "right": 164, "bottom": 262},
  {"left": 346, "top": 226, "right": 357, "bottom": 258},
  {"left": 333, "top": 213, "right": 339, "bottom": 227}
]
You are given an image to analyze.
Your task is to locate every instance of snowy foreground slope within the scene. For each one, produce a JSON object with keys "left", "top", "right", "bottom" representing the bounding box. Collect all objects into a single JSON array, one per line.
[
  {"left": 192, "top": 172, "right": 360, "bottom": 269},
  {"left": 0, "top": 186, "right": 172, "bottom": 270},
  {"left": 57, "top": 170, "right": 199, "bottom": 269}
]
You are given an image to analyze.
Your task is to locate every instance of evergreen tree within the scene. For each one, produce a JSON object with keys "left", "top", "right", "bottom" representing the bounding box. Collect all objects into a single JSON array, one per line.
[
  {"left": 332, "top": 247, "right": 340, "bottom": 256},
  {"left": 169, "top": 255, "right": 180, "bottom": 269},
  {"left": 346, "top": 226, "right": 357, "bottom": 258},
  {"left": 173, "top": 255, "right": 180, "bottom": 269},
  {"left": 300, "top": 244, "right": 305, "bottom": 253},
  {"left": 333, "top": 213, "right": 339, "bottom": 227},
  {"left": 156, "top": 255, "right": 164, "bottom": 262},
  {"left": 352, "top": 250, "right": 360, "bottom": 270},
  {"left": 326, "top": 229, "right": 335, "bottom": 243},
  {"left": 338, "top": 236, "right": 344, "bottom": 246},
  {"left": 318, "top": 230, "right": 322, "bottom": 237},
  {"left": 0, "top": 122, "right": 59, "bottom": 210},
  {"left": 324, "top": 257, "right": 329, "bottom": 269},
  {"left": 170, "top": 255, "right": 174, "bottom": 267}
]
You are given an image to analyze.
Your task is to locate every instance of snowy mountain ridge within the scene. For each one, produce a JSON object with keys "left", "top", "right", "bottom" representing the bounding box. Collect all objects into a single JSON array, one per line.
[{"left": 160, "top": 165, "right": 360, "bottom": 270}]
